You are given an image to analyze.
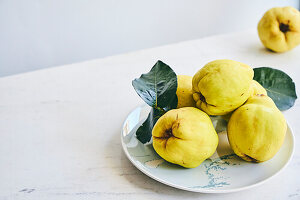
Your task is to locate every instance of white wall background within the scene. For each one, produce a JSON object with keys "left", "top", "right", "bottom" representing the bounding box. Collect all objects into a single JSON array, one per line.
[{"left": 0, "top": 0, "right": 299, "bottom": 77}]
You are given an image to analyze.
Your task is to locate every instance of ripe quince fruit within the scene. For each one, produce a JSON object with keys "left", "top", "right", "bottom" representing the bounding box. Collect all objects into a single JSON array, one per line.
[
  {"left": 258, "top": 6, "right": 300, "bottom": 52},
  {"left": 251, "top": 80, "right": 267, "bottom": 96},
  {"left": 152, "top": 107, "right": 218, "bottom": 168},
  {"left": 176, "top": 75, "right": 196, "bottom": 108},
  {"left": 227, "top": 95, "right": 286, "bottom": 162},
  {"left": 192, "top": 59, "right": 254, "bottom": 115}
]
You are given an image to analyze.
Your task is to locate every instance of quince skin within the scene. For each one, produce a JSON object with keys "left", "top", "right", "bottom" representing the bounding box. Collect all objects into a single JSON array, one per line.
[
  {"left": 251, "top": 80, "right": 267, "bottom": 96},
  {"left": 152, "top": 107, "right": 218, "bottom": 168},
  {"left": 176, "top": 75, "right": 196, "bottom": 108},
  {"left": 227, "top": 95, "right": 286, "bottom": 162},
  {"left": 192, "top": 59, "right": 254, "bottom": 115}
]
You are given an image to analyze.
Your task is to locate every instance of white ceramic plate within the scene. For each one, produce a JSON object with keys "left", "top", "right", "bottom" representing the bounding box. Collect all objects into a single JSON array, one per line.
[{"left": 121, "top": 105, "right": 295, "bottom": 193}]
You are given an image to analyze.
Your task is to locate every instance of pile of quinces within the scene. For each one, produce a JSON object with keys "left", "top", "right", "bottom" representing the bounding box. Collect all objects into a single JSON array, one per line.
[{"left": 152, "top": 59, "right": 287, "bottom": 168}]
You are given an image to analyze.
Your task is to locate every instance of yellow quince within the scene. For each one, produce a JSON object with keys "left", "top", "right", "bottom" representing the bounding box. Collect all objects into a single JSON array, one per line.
[
  {"left": 258, "top": 6, "right": 300, "bottom": 52},
  {"left": 227, "top": 95, "right": 286, "bottom": 162},
  {"left": 152, "top": 107, "right": 218, "bottom": 168},
  {"left": 192, "top": 59, "right": 254, "bottom": 115},
  {"left": 251, "top": 80, "right": 267, "bottom": 96},
  {"left": 176, "top": 75, "right": 196, "bottom": 108}
]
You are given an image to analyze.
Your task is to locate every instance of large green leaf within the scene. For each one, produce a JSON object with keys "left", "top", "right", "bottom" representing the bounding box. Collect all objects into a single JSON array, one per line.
[
  {"left": 253, "top": 67, "right": 297, "bottom": 111},
  {"left": 132, "top": 60, "right": 178, "bottom": 109},
  {"left": 132, "top": 60, "right": 178, "bottom": 143}
]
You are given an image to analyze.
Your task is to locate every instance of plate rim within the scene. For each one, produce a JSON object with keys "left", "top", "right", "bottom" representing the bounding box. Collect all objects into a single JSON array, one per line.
[{"left": 121, "top": 105, "right": 295, "bottom": 193}]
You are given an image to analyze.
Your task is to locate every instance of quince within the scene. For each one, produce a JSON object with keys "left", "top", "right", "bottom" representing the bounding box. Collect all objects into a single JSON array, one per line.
[
  {"left": 258, "top": 7, "right": 300, "bottom": 52},
  {"left": 152, "top": 107, "right": 218, "bottom": 168},
  {"left": 192, "top": 59, "right": 254, "bottom": 115},
  {"left": 227, "top": 95, "right": 286, "bottom": 162},
  {"left": 251, "top": 80, "right": 267, "bottom": 96},
  {"left": 176, "top": 75, "right": 196, "bottom": 108}
]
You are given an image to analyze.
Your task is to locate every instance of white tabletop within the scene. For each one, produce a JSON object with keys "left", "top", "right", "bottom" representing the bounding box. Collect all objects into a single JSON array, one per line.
[{"left": 0, "top": 30, "right": 299, "bottom": 200}]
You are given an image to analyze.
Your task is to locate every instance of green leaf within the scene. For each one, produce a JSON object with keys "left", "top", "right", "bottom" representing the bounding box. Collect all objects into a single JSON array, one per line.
[
  {"left": 135, "top": 108, "right": 162, "bottom": 143},
  {"left": 132, "top": 60, "right": 178, "bottom": 110},
  {"left": 253, "top": 67, "right": 297, "bottom": 111},
  {"left": 132, "top": 60, "right": 178, "bottom": 143}
]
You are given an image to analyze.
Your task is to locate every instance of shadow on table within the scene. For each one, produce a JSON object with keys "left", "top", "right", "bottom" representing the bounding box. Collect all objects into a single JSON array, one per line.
[{"left": 246, "top": 42, "right": 276, "bottom": 55}]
